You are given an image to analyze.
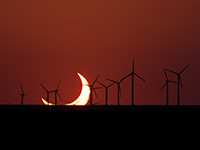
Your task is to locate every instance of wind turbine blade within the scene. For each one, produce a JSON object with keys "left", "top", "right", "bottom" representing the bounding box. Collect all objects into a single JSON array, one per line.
[
  {"left": 159, "top": 83, "right": 167, "bottom": 92},
  {"left": 134, "top": 73, "right": 145, "bottom": 82},
  {"left": 57, "top": 92, "right": 63, "bottom": 103},
  {"left": 93, "top": 101, "right": 101, "bottom": 105},
  {"left": 93, "top": 87, "right": 102, "bottom": 90},
  {"left": 97, "top": 81, "right": 106, "bottom": 87},
  {"left": 106, "top": 78, "right": 117, "bottom": 83},
  {"left": 168, "top": 80, "right": 177, "bottom": 84},
  {"left": 165, "top": 69, "right": 178, "bottom": 75},
  {"left": 119, "top": 85, "right": 122, "bottom": 97},
  {"left": 163, "top": 68, "right": 168, "bottom": 80},
  {"left": 93, "top": 88, "right": 98, "bottom": 98},
  {"left": 40, "top": 83, "right": 48, "bottom": 92},
  {"left": 179, "top": 77, "right": 183, "bottom": 90},
  {"left": 132, "top": 57, "right": 134, "bottom": 72},
  {"left": 108, "top": 82, "right": 115, "bottom": 88},
  {"left": 20, "top": 83, "right": 24, "bottom": 94},
  {"left": 180, "top": 64, "right": 190, "bottom": 74},
  {"left": 120, "top": 73, "right": 131, "bottom": 82},
  {"left": 57, "top": 80, "right": 61, "bottom": 90},
  {"left": 92, "top": 74, "right": 100, "bottom": 85},
  {"left": 8, "top": 101, "right": 13, "bottom": 105}
]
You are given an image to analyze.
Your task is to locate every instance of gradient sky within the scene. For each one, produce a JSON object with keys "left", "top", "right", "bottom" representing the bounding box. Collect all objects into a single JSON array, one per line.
[{"left": 0, "top": 0, "right": 200, "bottom": 105}]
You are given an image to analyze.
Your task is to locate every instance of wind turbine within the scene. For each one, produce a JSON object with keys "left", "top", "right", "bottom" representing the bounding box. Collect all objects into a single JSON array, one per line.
[
  {"left": 20, "top": 83, "right": 27, "bottom": 105},
  {"left": 165, "top": 64, "right": 190, "bottom": 106},
  {"left": 51, "top": 80, "right": 63, "bottom": 106},
  {"left": 97, "top": 81, "right": 115, "bottom": 105},
  {"left": 122, "top": 57, "right": 145, "bottom": 105},
  {"left": 87, "top": 74, "right": 102, "bottom": 105},
  {"left": 159, "top": 68, "right": 177, "bottom": 105},
  {"left": 106, "top": 74, "right": 130, "bottom": 105},
  {"left": 40, "top": 83, "right": 54, "bottom": 105}
]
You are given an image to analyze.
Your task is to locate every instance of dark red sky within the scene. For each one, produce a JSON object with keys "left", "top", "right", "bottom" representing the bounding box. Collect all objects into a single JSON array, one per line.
[{"left": 0, "top": 0, "right": 200, "bottom": 105}]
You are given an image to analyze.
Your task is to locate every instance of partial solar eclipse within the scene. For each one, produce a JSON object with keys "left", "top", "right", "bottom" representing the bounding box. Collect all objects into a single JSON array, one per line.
[{"left": 41, "top": 73, "right": 90, "bottom": 105}]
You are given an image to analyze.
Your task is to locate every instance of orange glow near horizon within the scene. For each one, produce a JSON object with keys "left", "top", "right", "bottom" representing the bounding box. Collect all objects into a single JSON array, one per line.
[{"left": 41, "top": 73, "right": 90, "bottom": 106}]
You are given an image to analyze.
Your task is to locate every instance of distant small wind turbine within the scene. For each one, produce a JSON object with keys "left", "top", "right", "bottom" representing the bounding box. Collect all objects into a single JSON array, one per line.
[
  {"left": 40, "top": 83, "right": 54, "bottom": 105},
  {"left": 165, "top": 64, "right": 190, "bottom": 105},
  {"left": 122, "top": 57, "right": 146, "bottom": 105},
  {"left": 106, "top": 74, "right": 130, "bottom": 105},
  {"left": 86, "top": 74, "right": 102, "bottom": 105},
  {"left": 97, "top": 81, "right": 115, "bottom": 105},
  {"left": 20, "top": 83, "right": 27, "bottom": 105},
  {"left": 51, "top": 80, "right": 63, "bottom": 106},
  {"left": 159, "top": 68, "right": 177, "bottom": 105}
]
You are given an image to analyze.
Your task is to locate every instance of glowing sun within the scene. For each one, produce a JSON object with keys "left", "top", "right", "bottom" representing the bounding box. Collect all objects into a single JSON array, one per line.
[{"left": 41, "top": 73, "right": 90, "bottom": 106}]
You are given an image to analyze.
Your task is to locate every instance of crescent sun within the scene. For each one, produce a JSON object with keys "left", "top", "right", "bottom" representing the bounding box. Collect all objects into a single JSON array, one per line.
[{"left": 41, "top": 73, "right": 90, "bottom": 106}]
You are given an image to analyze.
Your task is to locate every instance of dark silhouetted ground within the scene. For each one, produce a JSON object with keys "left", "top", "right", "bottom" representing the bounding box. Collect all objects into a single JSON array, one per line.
[{"left": 1, "top": 105, "right": 200, "bottom": 129}]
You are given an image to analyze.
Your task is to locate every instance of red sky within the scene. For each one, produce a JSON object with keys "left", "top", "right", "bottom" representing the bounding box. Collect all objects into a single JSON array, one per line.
[{"left": 0, "top": 0, "right": 200, "bottom": 105}]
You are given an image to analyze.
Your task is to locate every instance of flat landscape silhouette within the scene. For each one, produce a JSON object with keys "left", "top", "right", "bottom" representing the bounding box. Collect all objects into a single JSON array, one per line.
[{"left": 1, "top": 105, "right": 200, "bottom": 129}]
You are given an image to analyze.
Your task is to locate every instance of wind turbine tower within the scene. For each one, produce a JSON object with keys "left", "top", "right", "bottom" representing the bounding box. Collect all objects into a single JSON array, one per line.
[{"left": 97, "top": 81, "right": 115, "bottom": 105}]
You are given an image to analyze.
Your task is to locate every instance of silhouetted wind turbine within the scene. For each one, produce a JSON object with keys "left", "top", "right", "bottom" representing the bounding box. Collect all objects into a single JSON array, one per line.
[
  {"left": 106, "top": 74, "right": 130, "bottom": 105},
  {"left": 40, "top": 83, "right": 54, "bottom": 105},
  {"left": 87, "top": 74, "right": 102, "bottom": 105},
  {"left": 165, "top": 64, "right": 190, "bottom": 105},
  {"left": 20, "top": 83, "right": 27, "bottom": 105},
  {"left": 123, "top": 57, "right": 145, "bottom": 105},
  {"left": 97, "top": 81, "right": 115, "bottom": 105},
  {"left": 51, "top": 80, "right": 63, "bottom": 106},
  {"left": 159, "top": 68, "right": 177, "bottom": 105}
]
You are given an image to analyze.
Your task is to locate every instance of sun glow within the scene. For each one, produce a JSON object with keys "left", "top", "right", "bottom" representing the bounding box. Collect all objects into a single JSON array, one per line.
[{"left": 41, "top": 73, "right": 90, "bottom": 106}]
